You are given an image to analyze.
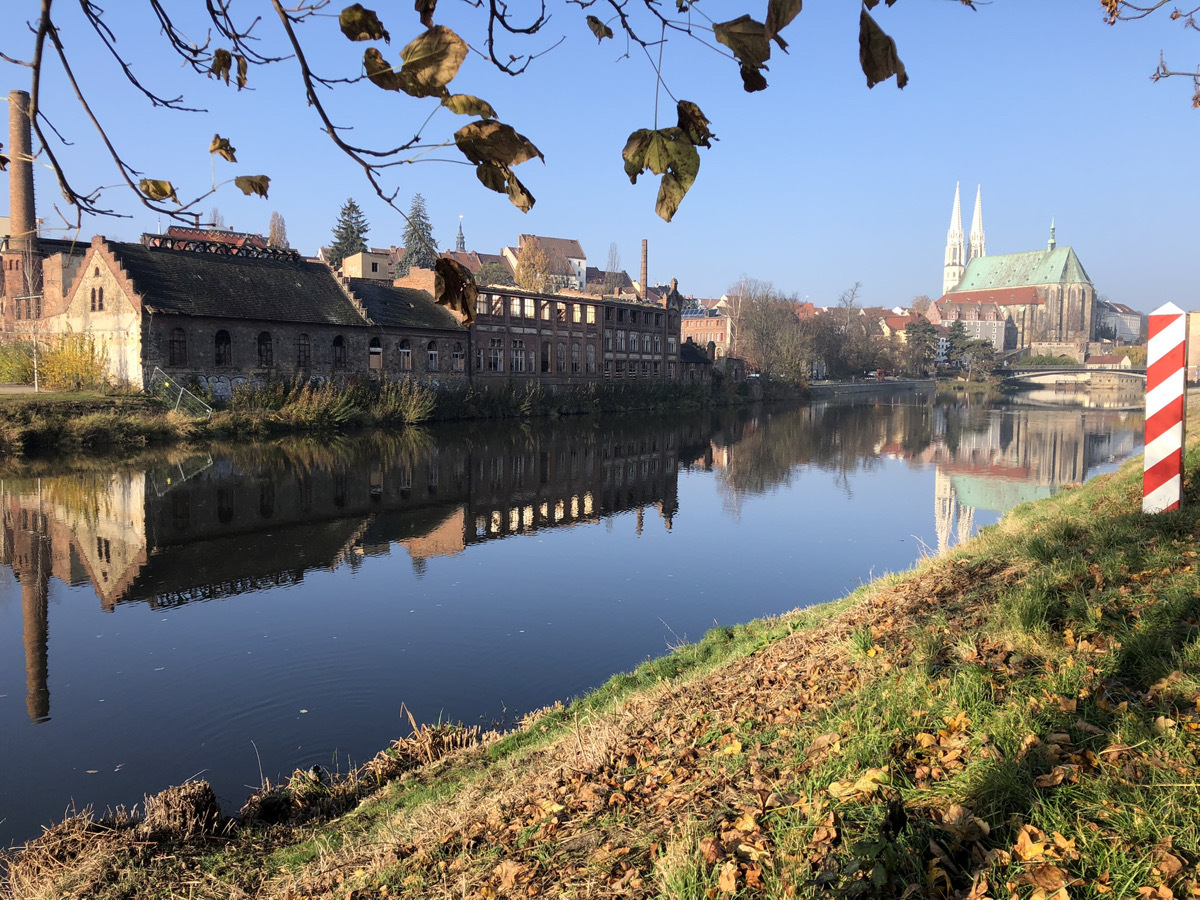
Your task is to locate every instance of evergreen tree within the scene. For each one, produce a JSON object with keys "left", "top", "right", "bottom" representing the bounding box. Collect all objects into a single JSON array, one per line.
[
  {"left": 327, "top": 198, "right": 369, "bottom": 270},
  {"left": 395, "top": 193, "right": 438, "bottom": 277}
]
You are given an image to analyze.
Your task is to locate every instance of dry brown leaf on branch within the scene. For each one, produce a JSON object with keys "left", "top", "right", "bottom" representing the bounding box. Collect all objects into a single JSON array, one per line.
[
  {"left": 442, "top": 94, "right": 497, "bottom": 119},
  {"left": 209, "top": 134, "right": 236, "bottom": 163},
  {"left": 764, "top": 0, "right": 803, "bottom": 50},
  {"left": 858, "top": 8, "right": 908, "bottom": 89},
  {"left": 138, "top": 179, "right": 179, "bottom": 203},
  {"left": 397, "top": 26, "right": 468, "bottom": 98},
  {"left": 433, "top": 257, "right": 478, "bottom": 324},
  {"left": 586, "top": 15, "right": 614, "bottom": 42},
  {"left": 339, "top": 4, "right": 390, "bottom": 43},
  {"left": 234, "top": 175, "right": 270, "bottom": 198},
  {"left": 714, "top": 15, "right": 771, "bottom": 92}
]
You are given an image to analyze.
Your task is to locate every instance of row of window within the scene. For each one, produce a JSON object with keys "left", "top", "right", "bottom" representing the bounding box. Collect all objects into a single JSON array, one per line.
[
  {"left": 476, "top": 295, "right": 667, "bottom": 330},
  {"left": 479, "top": 339, "right": 598, "bottom": 375},
  {"left": 603, "top": 329, "right": 674, "bottom": 354},
  {"left": 602, "top": 360, "right": 673, "bottom": 378},
  {"left": 168, "top": 329, "right": 465, "bottom": 372}
]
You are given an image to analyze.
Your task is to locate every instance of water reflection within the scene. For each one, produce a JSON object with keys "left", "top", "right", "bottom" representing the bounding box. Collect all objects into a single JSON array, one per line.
[{"left": 0, "top": 396, "right": 1144, "bottom": 846}]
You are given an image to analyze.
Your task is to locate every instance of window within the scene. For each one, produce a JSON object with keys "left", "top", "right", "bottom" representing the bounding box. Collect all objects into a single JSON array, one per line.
[
  {"left": 604, "top": 359, "right": 611, "bottom": 376},
  {"left": 573, "top": 304, "right": 583, "bottom": 324},
  {"left": 476, "top": 346, "right": 484, "bottom": 372},
  {"left": 653, "top": 361, "right": 660, "bottom": 377},
  {"left": 370, "top": 337, "right": 383, "bottom": 371},
  {"left": 452, "top": 342, "right": 464, "bottom": 372},
  {"left": 616, "top": 360, "right": 625, "bottom": 376},
  {"left": 490, "top": 294, "right": 504, "bottom": 316},
  {"left": 94, "top": 267, "right": 99, "bottom": 277},
  {"left": 604, "top": 307, "right": 613, "bottom": 321},
  {"left": 427, "top": 340, "right": 439, "bottom": 371},
  {"left": 617, "top": 308, "right": 626, "bottom": 323},
  {"left": 541, "top": 300, "right": 552, "bottom": 321},
  {"left": 629, "top": 332, "right": 639, "bottom": 353},
  {"left": 604, "top": 329, "right": 613, "bottom": 350},
  {"left": 258, "top": 332, "right": 273, "bottom": 368},
  {"left": 511, "top": 339, "right": 526, "bottom": 372},
  {"left": 668, "top": 362, "right": 676, "bottom": 378},
  {"left": 655, "top": 313, "right": 662, "bottom": 327},
  {"left": 667, "top": 337, "right": 678, "bottom": 354},
  {"left": 587, "top": 306, "right": 596, "bottom": 325},
  {"left": 524, "top": 297, "right": 535, "bottom": 318},
  {"left": 90, "top": 288, "right": 97, "bottom": 312},
  {"left": 215, "top": 330, "right": 232, "bottom": 366},
  {"left": 586, "top": 344, "right": 596, "bottom": 373},
  {"left": 616, "top": 330, "right": 626, "bottom": 351},
  {"left": 398, "top": 339, "right": 412, "bottom": 371},
  {"left": 96, "top": 288, "right": 104, "bottom": 311},
  {"left": 571, "top": 342, "right": 581, "bottom": 373},
  {"left": 556, "top": 303, "right": 567, "bottom": 323},
  {"left": 488, "top": 338, "right": 504, "bottom": 372},
  {"left": 642, "top": 361, "right": 649, "bottom": 376},
  {"left": 297, "top": 333, "right": 311, "bottom": 369},
  {"left": 630, "top": 311, "right": 639, "bottom": 325},
  {"left": 540, "top": 340, "right": 551, "bottom": 373},
  {"left": 510, "top": 295, "right": 522, "bottom": 318},
  {"left": 556, "top": 342, "right": 566, "bottom": 373},
  {"left": 371, "top": 261, "right": 378, "bottom": 273},
  {"left": 654, "top": 334, "right": 662, "bottom": 353},
  {"left": 169, "top": 328, "right": 187, "bottom": 366},
  {"left": 333, "top": 335, "right": 346, "bottom": 368}
]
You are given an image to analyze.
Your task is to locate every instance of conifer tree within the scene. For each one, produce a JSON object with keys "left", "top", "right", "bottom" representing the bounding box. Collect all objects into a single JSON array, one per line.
[
  {"left": 327, "top": 198, "right": 369, "bottom": 270},
  {"left": 395, "top": 194, "right": 438, "bottom": 277}
]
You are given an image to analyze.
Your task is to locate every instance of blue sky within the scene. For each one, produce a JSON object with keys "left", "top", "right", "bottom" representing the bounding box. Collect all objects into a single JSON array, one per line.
[{"left": 3, "top": 1, "right": 1197, "bottom": 312}]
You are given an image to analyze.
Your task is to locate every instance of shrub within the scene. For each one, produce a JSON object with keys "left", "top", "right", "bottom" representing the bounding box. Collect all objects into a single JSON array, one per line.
[
  {"left": 373, "top": 377, "right": 436, "bottom": 425},
  {"left": 38, "top": 333, "right": 109, "bottom": 391},
  {"left": 0, "top": 340, "right": 36, "bottom": 384}
]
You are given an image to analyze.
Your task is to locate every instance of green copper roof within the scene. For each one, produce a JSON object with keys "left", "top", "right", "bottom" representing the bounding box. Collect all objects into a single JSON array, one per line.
[{"left": 950, "top": 246, "right": 1092, "bottom": 293}]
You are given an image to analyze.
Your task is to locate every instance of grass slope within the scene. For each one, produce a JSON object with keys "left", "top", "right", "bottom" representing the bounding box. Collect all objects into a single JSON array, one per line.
[{"left": 5, "top": 419, "right": 1200, "bottom": 900}]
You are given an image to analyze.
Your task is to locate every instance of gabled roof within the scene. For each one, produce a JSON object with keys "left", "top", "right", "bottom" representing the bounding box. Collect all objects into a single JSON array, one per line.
[
  {"left": 680, "top": 341, "right": 711, "bottom": 363},
  {"left": 345, "top": 279, "right": 466, "bottom": 331},
  {"left": 105, "top": 240, "right": 367, "bottom": 325},
  {"left": 1086, "top": 354, "right": 1129, "bottom": 365},
  {"left": 950, "top": 246, "right": 1092, "bottom": 292}
]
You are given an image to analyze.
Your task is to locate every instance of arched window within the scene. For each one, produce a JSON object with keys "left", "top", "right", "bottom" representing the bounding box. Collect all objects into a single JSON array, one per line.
[
  {"left": 452, "top": 342, "right": 465, "bottom": 372},
  {"left": 586, "top": 344, "right": 596, "bottom": 374},
  {"left": 215, "top": 330, "right": 232, "bottom": 366},
  {"left": 297, "top": 333, "right": 311, "bottom": 369},
  {"left": 257, "top": 332, "right": 273, "bottom": 368},
  {"left": 96, "top": 287, "right": 104, "bottom": 312},
  {"left": 169, "top": 328, "right": 187, "bottom": 366},
  {"left": 369, "top": 336, "right": 383, "bottom": 371},
  {"left": 427, "top": 340, "right": 439, "bottom": 372},
  {"left": 571, "top": 342, "right": 581, "bottom": 373},
  {"left": 332, "top": 335, "right": 346, "bottom": 368},
  {"left": 556, "top": 342, "right": 566, "bottom": 373},
  {"left": 90, "top": 288, "right": 97, "bottom": 312},
  {"left": 398, "top": 339, "right": 412, "bottom": 371}
]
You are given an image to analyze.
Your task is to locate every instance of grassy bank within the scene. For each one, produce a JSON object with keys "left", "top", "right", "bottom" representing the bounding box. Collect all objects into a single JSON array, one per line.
[
  {"left": 7, "top": 417, "right": 1197, "bottom": 900},
  {"left": 0, "top": 377, "right": 760, "bottom": 459}
]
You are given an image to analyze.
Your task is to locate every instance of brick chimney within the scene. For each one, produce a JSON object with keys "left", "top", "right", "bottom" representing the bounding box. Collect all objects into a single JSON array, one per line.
[
  {"left": 4, "top": 89, "right": 41, "bottom": 299},
  {"left": 640, "top": 239, "right": 647, "bottom": 302}
]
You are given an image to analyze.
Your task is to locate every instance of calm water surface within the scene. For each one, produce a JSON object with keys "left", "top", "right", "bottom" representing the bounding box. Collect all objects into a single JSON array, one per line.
[{"left": 0, "top": 393, "right": 1143, "bottom": 846}]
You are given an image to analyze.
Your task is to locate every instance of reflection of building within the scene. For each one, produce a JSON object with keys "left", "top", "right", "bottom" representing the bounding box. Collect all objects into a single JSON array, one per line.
[
  {"left": 1, "top": 419, "right": 707, "bottom": 722},
  {"left": 921, "top": 407, "right": 1141, "bottom": 553}
]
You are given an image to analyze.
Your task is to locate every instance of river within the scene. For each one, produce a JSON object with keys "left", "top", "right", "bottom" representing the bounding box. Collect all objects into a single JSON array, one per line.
[{"left": 0, "top": 391, "right": 1143, "bottom": 847}]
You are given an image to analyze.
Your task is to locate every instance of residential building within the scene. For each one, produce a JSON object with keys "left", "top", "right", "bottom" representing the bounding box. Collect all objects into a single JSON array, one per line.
[
  {"left": 1095, "top": 300, "right": 1146, "bottom": 343},
  {"left": 501, "top": 235, "right": 586, "bottom": 291}
]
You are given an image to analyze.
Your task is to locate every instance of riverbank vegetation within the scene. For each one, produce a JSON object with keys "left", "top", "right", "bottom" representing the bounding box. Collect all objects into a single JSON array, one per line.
[
  {"left": 4, "top": 411, "right": 1196, "bottom": 898},
  {"left": 0, "top": 375, "right": 758, "bottom": 460}
]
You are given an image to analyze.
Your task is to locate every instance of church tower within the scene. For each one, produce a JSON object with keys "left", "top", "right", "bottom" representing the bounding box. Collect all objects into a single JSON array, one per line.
[
  {"left": 455, "top": 216, "right": 466, "bottom": 253},
  {"left": 968, "top": 184, "right": 986, "bottom": 262},
  {"left": 942, "top": 182, "right": 966, "bottom": 295}
]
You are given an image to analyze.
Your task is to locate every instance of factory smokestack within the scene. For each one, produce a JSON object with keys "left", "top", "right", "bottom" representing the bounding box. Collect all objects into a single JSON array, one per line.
[
  {"left": 640, "top": 239, "right": 647, "bottom": 301},
  {"left": 8, "top": 90, "right": 36, "bottom": 255}
]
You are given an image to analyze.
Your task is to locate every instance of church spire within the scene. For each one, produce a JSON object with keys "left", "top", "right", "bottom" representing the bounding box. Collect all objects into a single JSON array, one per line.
[
  {"left": 968, "top": 184, "right": 985, "bottom": 262},
  {"left": 943, "top": 182, "right": 966, "bottom": 295},
  {"left": 1047, "top": 218, "right": 1056, "bottom": 252},
  {"left": 455, "top": 216, "right": 465, "bottom": 253}
]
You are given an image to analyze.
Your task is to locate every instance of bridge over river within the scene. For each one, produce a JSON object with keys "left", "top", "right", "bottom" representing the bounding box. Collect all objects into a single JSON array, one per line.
[{"left": 1001, "top": 367, "right": 1146, "bottom": 389}]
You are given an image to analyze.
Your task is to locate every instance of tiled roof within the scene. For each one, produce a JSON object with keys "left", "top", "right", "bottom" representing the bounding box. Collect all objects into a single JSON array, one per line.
[
  {"left": 442, "top": 250, "right": 483, "bottom": 274},
  {"left": 106, "top": 240, "right": 366, "bottom": 325},
  {"left": 950, "top": 246, "right": 1092, "bottom": 292},
  {"left": 165, "top": 225, "right": 269, "bottom": 248},
  {"left": 1086, "top": 354, "right": 1128, "bottom": 365},
  {"left": 940, "top": 286, "right": 1042, "bottom": 307},
  {"left": 345, "top": 279, "right": 466, "bottom": 331}
]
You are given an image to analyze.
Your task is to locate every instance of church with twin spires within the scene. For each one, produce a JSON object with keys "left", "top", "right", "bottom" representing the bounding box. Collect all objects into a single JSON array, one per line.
[{"left": 937, "top": 183, "right": 1096, "bottom": 351}]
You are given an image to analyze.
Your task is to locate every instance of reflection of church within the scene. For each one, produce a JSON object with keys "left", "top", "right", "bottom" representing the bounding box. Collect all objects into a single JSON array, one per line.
[
  {"left": 923, "top": 407, "right": 1141, "bottom": 553},
  {"left": 1, "top": 418, "right": 709, "bottom": 722}
]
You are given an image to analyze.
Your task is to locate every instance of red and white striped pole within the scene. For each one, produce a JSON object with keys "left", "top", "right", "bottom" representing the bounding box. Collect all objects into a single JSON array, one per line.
[{"left": 1144, "top": 302, "right": 1188, "bottom": 513}]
